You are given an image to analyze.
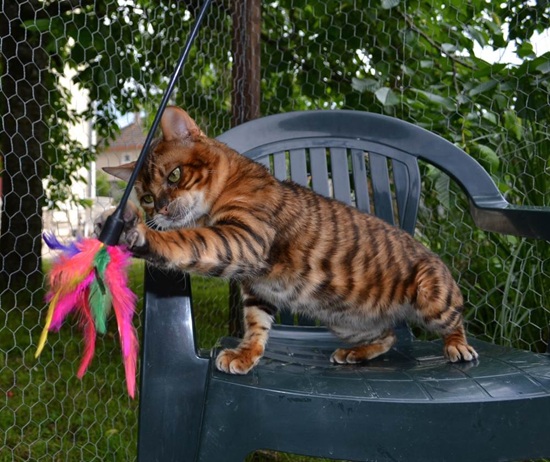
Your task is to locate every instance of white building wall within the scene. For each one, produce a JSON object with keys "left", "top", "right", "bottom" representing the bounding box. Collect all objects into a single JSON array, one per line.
[{"left": 43, "top": 68, "right": 99, "bottom": 242}]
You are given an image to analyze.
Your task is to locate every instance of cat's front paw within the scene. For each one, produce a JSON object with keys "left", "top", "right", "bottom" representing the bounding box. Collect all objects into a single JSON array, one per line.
[
  {"left": 94, "top": 202, "right": 145, "bottom": 249},
  {"left": 94, "top": 202, "right": 142, "bottom": 235},
  {"left": 125, "top": 224, "right": 148, "bottom": 252},
  {"left": 93, "top": 208, "right": 114, "bottom": 238},
  {"left": 215, "top": 347, "right": 263, "bottom": 375}
]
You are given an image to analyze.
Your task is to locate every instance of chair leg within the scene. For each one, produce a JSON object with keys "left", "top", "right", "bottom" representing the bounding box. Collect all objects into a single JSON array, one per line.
[
  {"left": 197, "top": 442, "right": 252, "bottom": 462},
  {"left": 138, "top": 267, "right": 209, "bottom": 462}
]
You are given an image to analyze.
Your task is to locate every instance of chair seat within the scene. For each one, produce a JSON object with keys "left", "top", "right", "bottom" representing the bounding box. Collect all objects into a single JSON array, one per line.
[
  {"left": 199, "top": 330, "right": 550, "bottom": 461},
  {"left": 211, "top": 329, "right": 550, "bottom": 403}
]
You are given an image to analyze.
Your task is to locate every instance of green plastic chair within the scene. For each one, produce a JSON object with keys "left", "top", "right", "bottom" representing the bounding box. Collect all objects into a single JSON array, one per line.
[{"left": 137, "top": 111, "right": 550, "bottom": 462}]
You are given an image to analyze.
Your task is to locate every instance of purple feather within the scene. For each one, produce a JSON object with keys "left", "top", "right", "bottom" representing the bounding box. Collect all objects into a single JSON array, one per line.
[{"left": 43, "top": 233, "right": 81, "bottom": 257}]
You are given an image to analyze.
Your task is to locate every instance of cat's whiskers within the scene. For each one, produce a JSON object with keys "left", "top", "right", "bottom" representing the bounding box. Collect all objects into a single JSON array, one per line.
[
  {"left": 147, "top": 198, "right": 202, "bottom": 230},
  {"left": 145, "top": 217, "right": 157, "bottom": 227},
  {"left": 172, "top": 200, "right": 194, "bottom": 225}
]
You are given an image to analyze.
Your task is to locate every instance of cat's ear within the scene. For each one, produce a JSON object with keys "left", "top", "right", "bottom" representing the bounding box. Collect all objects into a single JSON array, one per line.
[
  {"left": 160, "top": 106, "right": 204, "bottom": 141},
  {"left": 103, "top": 162, "right": 136, "bottom": 182}
]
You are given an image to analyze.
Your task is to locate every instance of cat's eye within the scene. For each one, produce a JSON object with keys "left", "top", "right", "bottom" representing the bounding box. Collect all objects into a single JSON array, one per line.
[
  {"left": 168, "top": 167, "right": 181, "bottom": 184},
  {"left": 141, "top": 194, "right": 154, "bottom": 205}
]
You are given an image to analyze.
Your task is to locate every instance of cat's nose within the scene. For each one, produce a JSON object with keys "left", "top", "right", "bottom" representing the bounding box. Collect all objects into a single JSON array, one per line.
[{"left": 156, "top": 196, "right": 170, "bottom": 215}]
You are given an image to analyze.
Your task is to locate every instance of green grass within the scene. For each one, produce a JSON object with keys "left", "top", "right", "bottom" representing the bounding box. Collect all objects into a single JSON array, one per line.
[
  {"left": 0, "top": 261, "right": 343, "bottom": 462},
  {"left": 1, "top": 262, "right": 143, "bottom": 461}
]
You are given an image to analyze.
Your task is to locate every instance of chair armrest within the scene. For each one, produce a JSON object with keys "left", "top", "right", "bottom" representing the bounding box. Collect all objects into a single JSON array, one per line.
[
  {"left": 470, "top": 199, "right": 550, "bottom": 241},
  {"left": 142, "top": 265, "right": 202, "bottom": 359}
]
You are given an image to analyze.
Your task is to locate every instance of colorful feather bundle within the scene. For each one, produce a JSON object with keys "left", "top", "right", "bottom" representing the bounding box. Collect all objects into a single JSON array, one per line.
[
  {"left": 33, "top": 0, "right": 212, "bottom": 401},
  {"left": 36, "top": 234, "right": 138, "bottom": 398}
]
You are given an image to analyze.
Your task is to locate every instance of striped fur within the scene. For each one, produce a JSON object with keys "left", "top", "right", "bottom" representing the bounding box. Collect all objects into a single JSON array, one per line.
[{"left": 100, "top": 106, "right": 478, "bottom": 374}]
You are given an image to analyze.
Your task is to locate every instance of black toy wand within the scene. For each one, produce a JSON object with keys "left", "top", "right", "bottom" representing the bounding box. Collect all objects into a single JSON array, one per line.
[{"left": 100, "top": 0, "right": 212, "bottom": 245}]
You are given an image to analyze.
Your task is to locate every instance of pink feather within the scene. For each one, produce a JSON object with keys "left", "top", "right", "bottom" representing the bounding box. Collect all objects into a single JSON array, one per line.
[
  {"left": 49, "top": 272, "right": 95, "bottom": 331},
  {"left": 104, "top": 245, "right": 138, "bottom": 398},
  {"left": 76, "top": 288, "right": 97, "bottom": 379},
  {"left": 47, "top": 239, "right": 103, "bottom": 294},
  {"left": 40, "top": 236, "right": 139, "bottom": 397}
]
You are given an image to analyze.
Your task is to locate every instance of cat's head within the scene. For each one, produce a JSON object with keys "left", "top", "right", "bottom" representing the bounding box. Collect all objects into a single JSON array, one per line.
[{"left": 104, "top": 106, "right": 222, "bottom": 229}]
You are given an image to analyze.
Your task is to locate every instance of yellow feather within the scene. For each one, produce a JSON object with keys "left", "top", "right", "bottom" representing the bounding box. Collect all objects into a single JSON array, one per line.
[{"left": 34, "top": 292, "right": 60, "bottom": 358}]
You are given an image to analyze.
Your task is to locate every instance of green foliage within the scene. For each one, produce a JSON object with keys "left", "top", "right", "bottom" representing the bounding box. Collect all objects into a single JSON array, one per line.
[
  {"left": 27, "top": 0, "right": 547, "bottom": 350},
  {"left": 21, "top": 0, "right": 234, "bottom": 211},
  {"left": 27, "top": 0, "right": 549, "bottom": 205},
  {"left": 417, "top": 117, "right": 550, "bottom": 351},
  {"left": 95, "top": 171, "right": 112, "bottom": 197}
]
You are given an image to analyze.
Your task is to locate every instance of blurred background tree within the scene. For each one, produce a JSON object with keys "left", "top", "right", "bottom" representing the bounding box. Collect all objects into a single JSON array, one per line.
[{"left": 1, "top": 0, "right": 548, "bottom": 335}]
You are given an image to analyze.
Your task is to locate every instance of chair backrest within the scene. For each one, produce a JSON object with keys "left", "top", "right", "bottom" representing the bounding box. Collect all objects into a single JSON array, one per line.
[
  {"left": 217, "top": 110, "right": 505, "bottom": 207},
  {"left": 216, "top": 110, "right": 504, "bottom": 327},
  {"left": 219, "top": 111, "right": 423, "bottom": 233}
]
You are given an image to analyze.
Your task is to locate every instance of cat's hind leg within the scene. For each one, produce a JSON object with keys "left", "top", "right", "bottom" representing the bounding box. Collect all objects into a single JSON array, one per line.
[
  {"left": 330, "top": 328, "right": 396, "bottom": 364},
  {"left": 215, "top": 292, "right": 276, "bottom": 375},
  {"left": 414, "top": 263, "right": 479, "bottom": 362},
  {"left": 442, "top": 323, "right": 478, "bottom": 362}
]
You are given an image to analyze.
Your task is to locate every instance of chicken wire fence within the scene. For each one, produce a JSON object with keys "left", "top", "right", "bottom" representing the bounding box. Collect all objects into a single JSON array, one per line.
[{"left": 1, "top": 0, "right": 549, "bottom": 461}]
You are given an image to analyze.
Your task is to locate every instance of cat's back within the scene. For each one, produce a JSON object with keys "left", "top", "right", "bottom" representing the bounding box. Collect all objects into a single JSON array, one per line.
[
  {"left": 273, "top": 178, "right": 419, "bottom": 249},
  {"left": 217, "top": 149, "right": 431, "bottom": 265}
]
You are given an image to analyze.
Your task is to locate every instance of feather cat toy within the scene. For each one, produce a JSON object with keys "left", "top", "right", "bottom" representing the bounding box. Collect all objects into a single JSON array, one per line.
[
  {"left": 36, "top": 234, "right": 138, "bottom": 396},
  {"left": 34, "top": 0, "right": 212, "bottom": 398}
]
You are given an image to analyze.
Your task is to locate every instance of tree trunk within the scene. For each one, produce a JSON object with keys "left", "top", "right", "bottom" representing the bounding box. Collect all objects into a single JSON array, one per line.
[
  {"left": 0, "top": 1, "right": 49, "bottom": 307},
  {"left": 228, "top": 0, "right": 262, "bottom": 336},
  {"left": 231, "top": 0, "right": 261, "bottom": 125}
]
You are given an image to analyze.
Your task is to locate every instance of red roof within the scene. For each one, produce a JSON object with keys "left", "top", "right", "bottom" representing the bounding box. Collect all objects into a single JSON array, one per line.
[{"left": 105, "top": 116, "right": 146, "bottom": 153}]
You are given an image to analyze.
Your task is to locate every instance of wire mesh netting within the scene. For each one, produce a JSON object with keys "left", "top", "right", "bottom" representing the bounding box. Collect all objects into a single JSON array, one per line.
[{"left": 1, "top": 0, "right": 549, "bottom": 461}]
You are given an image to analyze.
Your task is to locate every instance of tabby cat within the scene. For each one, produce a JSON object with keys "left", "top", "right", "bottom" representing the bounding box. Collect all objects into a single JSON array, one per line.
[{"left": 98, "top": 106, "right": 478, "bottom": 375}]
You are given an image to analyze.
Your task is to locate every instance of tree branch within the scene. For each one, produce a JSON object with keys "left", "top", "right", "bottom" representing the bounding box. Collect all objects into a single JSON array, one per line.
[{"left": 398, "top": 9, "right": 475, "bottom": 71}]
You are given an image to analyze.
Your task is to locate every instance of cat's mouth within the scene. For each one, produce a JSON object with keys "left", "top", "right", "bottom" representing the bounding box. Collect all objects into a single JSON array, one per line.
[{"left": 149, "top": 193, "right": 208, "bottom": 230}]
